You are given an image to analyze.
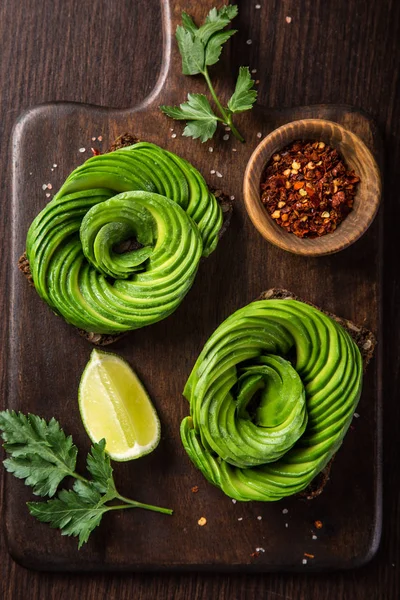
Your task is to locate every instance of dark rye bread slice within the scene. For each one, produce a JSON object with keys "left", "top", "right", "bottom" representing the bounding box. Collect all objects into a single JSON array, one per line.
[
  {"left": 259, "top": 287, "right": 376, "bottom": 500},
  {"left": 18, "top": 133, "right": 233, "bottom": 345}
]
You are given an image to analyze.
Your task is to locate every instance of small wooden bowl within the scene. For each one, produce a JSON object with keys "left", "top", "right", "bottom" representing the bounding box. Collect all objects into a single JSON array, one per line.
[{"left": 243, "top": 119, "right": 382, "bottom": 256}]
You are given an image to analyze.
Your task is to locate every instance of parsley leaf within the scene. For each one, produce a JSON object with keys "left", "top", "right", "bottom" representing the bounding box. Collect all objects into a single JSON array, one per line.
[
  {"left": 227, "top": 66, "right": 257, "bottom": 113},
  {"left": 160, "top": 5, "right": 257, "bottom": 142},
  {"left": 161, "top": 94, "right": 219, "bottom": 142},
  {"left": 0, "top": 411, "right": 77, "bottom": 496},
  {"left": 181, "top": 11, "right": 198, "bottom": 35},
  {"left": 205, "top": 5, "right": 238, "bottom": 23},
  {"left": 176, "top": 26, "right": 205, "bottom": 75},
  {"left": 86, "top": 439, "right": 116, "bottom": 495},
  {"left": 0, "top": 411, "right": 173, "bottom": 548},
  {"left": 197, "top": 5, "right": 238, "bottom": 45},
  {"left": 28, "top": 487, "right": 108, "bottom": 549},
  {"left": 205, "top": 29, "right": 237, "bottom": 66}
]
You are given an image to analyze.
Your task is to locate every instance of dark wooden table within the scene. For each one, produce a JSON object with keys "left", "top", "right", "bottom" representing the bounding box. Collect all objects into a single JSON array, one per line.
[{"left": 0, "top": 0, "right": 398, "bottom": 598}]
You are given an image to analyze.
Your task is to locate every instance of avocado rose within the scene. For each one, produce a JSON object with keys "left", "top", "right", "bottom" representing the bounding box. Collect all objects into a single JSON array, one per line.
[
  {"left": 180, "top": 298, "right": 363, "bottom": 501},
  {"left": 26, "top": 142, "right": 223, "bottom": 334}
]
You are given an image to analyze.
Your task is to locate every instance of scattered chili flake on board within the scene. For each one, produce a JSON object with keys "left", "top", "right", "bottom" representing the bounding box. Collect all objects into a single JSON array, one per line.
[
  {"left": 314, "top": 520, "right": 323, "bottom": 529},
  {"left": 304, "top": 552, "right": 315, "bottom": 559},
  {"left": 91, "top": 147, "right": 101, "bottom": 156},
  {"left": 260, "top": 140, "right": 360, "bottom": 238},
  {"left": 191, "top": 485, "right": 199, "bottom": 493}
]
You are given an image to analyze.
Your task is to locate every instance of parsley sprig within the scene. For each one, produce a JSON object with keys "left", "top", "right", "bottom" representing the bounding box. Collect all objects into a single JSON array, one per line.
[
  {"left": 0, "top": 411, "right": 172, "bottom": 548},
  {"left": 160, "top": 5, "right": 257, "bottom": 143}
]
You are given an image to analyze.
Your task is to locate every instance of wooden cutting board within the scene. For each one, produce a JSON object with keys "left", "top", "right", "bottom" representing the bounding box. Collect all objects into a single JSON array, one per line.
[{"left": 6, "top": 0, "right": 382, "bottom": 572}]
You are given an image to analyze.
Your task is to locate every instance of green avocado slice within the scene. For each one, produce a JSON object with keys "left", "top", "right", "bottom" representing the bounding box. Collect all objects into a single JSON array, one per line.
[
  {"left": 180, "top": 298, "right": 363, "bottom": 502},
  {"left": 26, "top": 142, "right": 222, "bottom": 334}
]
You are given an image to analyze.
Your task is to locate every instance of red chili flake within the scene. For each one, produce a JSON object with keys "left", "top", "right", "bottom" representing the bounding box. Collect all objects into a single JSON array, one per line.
[
  {"left": 304, "top": 552, "right": 315, "bottom": 559},
  {"left": 250, "top": 551, "right": 260, "bottom": 557},
  {"left": 191, "top": 485, "right": 199, "bottom": 493},
  {"left": 260, "top": 140, "right": 360, "bottom": 238},
  {"left": 91, "top": 147, "right": 101, "bottom": 156},
  {"left": 314, "top": 520, "right": 323, "bottom": 529}
]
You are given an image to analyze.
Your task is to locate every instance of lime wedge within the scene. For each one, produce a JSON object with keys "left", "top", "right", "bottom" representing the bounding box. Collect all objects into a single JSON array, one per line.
[{"left": 79, "top": 349, "right": 161, "bottom": 461}]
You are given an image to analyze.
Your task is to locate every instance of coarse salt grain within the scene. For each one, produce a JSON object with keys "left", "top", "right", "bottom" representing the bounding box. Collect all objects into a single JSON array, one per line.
[
  {"left": 92, "top": 137, "right": 96, "bottom": 141},
  {"left": 47, "top": 183, "right": 53, "bottom": 189},
  {"left": 302, "top": 558, "right": 307, "bottom": 565},
  {"left": 257, "top": 516, "right": 262, "bottom": 520},
  {"left": 246, "top": 39, "right": 253, "bottom": 45},
  {"left": 251, "top": 69, "right": 257, "bottom": 74},
  {"left": 223, "top": 134, "right": 230, "bottom": 141},
  {"left": 238, "top": 517, "right": 243, "bottom": 521},
  {"left": 51, "top": 168, "right": 54, "bottom": 172},
  {"left": 256, "top": 547, "right": 265, "bottom": 553},
  {"left": 46, "top": 193, "right": 51, "bottom": 198},
  {"left": 170, "top": 128, "right": 174, "bottom": 131},
  {"left": 53, "top": 163, "right": 57, "bottom": 168},
  {"left": 255, "top": 4, "right": 261, "bottom": 9},
  {"left": 208, "top": 147, "right": 214, "bottom": 152},
  {"left": 232, "top": 148, "right": 237, "bottom": 152},
  {"left": 29, "top": 172, "right": 33, "bottom": 175},
  {"left": 210, "top": 169, "right": 216, "bottom": 174},
  {"left": 312, "top": 535, "right": 318, "bottom": 540},
  {"left": 97, "top": 136, "right": 103, "bottom": 142},
  {"left": 354, "top": 412, "right": 360, "bottom": 418},
  {"left": 257, "top": 132, "right": 262, "bottom": 138},
  {"left": 282, "top": 508, "right": 288, "bottom": 514},
  {"left": 230, "top": 195, "right": 235, "bottom": 200},
  {"left": 232, "top": 499, "right": 237, "bottom": 504},
  {"left": 225, "top": 126, "right": 231, "bottom": 131},
  {"left": 79, "top": 148, "right": 86, "bottom": 153},
  {"left": 171, "top": 133, "right": 177, "bottom": 138},
  {"left": 286, "top": 16, "right": 292, "bottom": 23},
  {"left": 285, "top": 523, "right": 289, "bottom": 528},
  {"left": 42, "top": 184, "right": 48, "bottom": 190},
  {"left": 216, "top": 171, "right": 223, "bottom": 178}
]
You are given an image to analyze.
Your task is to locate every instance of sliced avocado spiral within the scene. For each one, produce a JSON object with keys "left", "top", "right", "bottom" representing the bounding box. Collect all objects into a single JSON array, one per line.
[
  {"left": 180, "top": 299, "right": 363, "bottom": 501},
  {"left": 26, "top": 143, "right": 223, "bottom": 334}
]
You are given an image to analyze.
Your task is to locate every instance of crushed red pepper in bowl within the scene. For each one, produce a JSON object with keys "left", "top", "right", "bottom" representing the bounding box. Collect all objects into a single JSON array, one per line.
[{"left": 260, "top": 140, "right": 360, "bottom": 238}]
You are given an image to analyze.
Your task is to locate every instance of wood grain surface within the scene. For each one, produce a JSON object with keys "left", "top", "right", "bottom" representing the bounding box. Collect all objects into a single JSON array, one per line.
[{"left": 0, "top": 0, "right": 399, "bottom": 598}]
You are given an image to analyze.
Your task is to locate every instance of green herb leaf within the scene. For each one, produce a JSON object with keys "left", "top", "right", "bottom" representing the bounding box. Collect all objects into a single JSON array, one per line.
[
  {"left": 161, "top": 5, "right": 253, "bottom": 143},
  {"left": 28, "top": 487, "right": 108, "bottom": 549},
  {"left": 176, "top": 26, "right": 205, "bottom": 75},
  {"left": 4, "top": 455, "right": 69, "bottom": 497},
  {"left": 182, "top": 119, "right": 218, "bottom": 143},
  {"left": 161, "top": 94, "right": 218, "bottom": 142},
  {"left": 197, "top": 5, "right": 238, "bottom": 45},
  {"left": 204, "top": 29, "right": 237, "bottom": 66},
  {"left": 227, "top": 66, "right": 258, "bottom": 113},
  {"left": 86, "top": 439, "right": 116, "bottom": 495},
  {"left": 205, "top": 5, "right": 238, "bottom": 24},
  {"left": 181, "top": 11, "right": 198, "bottom": 35},
  {"left": 1, "top": 411, "right": 173, "bottom": 548},
  {"left": 0, "top": 411, "right": 77, "bottom": 496}
]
